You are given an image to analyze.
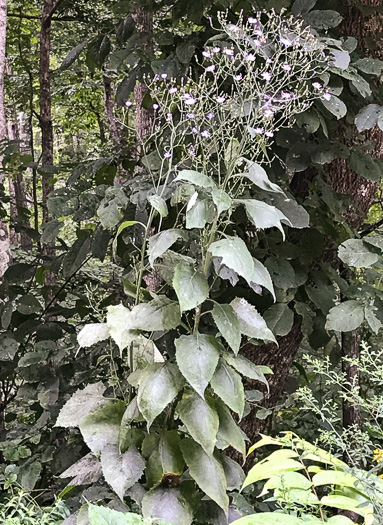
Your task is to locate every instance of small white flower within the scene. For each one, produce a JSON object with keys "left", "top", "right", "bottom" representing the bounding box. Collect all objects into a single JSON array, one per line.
[
  {"left": 234, "top": 74, "right": 242, "bottom": 81},
  {"left": 280, "top": 37, "right": 292, "bottom": 46},
  {"left": 186, "top": 113, "right": 195, "bottom": 119},
  {"left": 184, "top": 97, "right": 197, "bottom": 105},
  {"left": 161, "top": 73, "right": 167, "bottom": 79},
  {"left": 265, "top": 131, "right": 274, "bottom": 137},
  {"left": 262, "top": 71, "right": 271, "bottom": 81},
  {"left": 205, "top": 65, "right": 216, "bottom": 72},
  {"left": 164, "top": 151, "right": 172, "bottom": 158},
  {"left": 213, "top": 46, "right": 221, "bottom": 53},
  {"left": 245, "top": 53, "right": 255, "bottom": 61},
  {"left": 322, "top": 92, "right": 332, "bottom": 101},
  {"left": 125, "top": 101, "right": 132, "bottom": 107},
  {"left": 264, "top": 109, "right": 274, "bottom": 117},
  {"left": 227, "top": 24, "right": 240, "bottom": 32},
  {"left": 282, "top": 64, "right": 292, "bottom": 71},
  {"left": 202, "top": 51, "right": 211, "bottom": 57},
  {"left": 248, "top": 17, "right": 258, "bottom": 24},
  {"left": 201, "top": 130, "right": 211, "bottom": 138},
  {"left": 223, "top": 48, "right": 234, "bottom": 55},
  {"left": 192, "top": 127, "right": 198, "bottom": 134},
  {"left": 216, "top": 96, "right": 225, "bottom": 103},
  {"left": 169, "top": 87, "right": 177, "bottom": 94},
  {"left": 206, "top": 112, "right": 214, "bottom": 119},
  {"left": 153, "top": 103, "right": 159, "bottom": 109},
  {"left": 312, "top": 82, "right": 322, "bottom": 89},
  {"left": 254, "top": 127, "right": 264, "bottom": 134}
]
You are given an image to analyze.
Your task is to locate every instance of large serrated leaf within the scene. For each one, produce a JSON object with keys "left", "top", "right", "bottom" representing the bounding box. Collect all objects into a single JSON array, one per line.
[
  {"left": 142, "top": 487, "right": 193, "bottom": 525},
  {"left": 326, "top": 301, "right": 365, "bottom": 332},
  {"left": 180, "top": 439, "right": 229, "bottom": 513},
  {"left": 137, "top": 363, "right": 184, "bottom": 427},
  {"left": 210, "top": 360, "right": 245, "bottom": 416},
  {"left": 77, "top": 323, "right": 109, "bottom": 348},
  {"left": 212, "top": 303, "right": 241, "bottom": 354},
  {"left": 242, "top": 162, "right": 283, "bottom": 193},
  {"left": 101, "top": 445, "right": 145, "bottom": 500},
  {"left": 231, "top": 298, "right": 276, "bottom": 343},
  {"left": 78, "top": 401, "right": 125, "bottom": 453},
  {"left": 209, "top": 236, "right": 254, "bottom": 285},
  {"left": 173, "top": 263, "right": 209, "bottom": 312},
  {"left": 55, "top": 383, "right": 107, "bottom": 428},
  {"left": 222, "top": 352, "right": 269, "bottom": 386},
  {"left": 177, "top": 391, "right": 219, "bottom": 455},
  {"left": 216, "top": 399, "right": 246, "bottom": 456},
  {"left": 148, "top": 229, "right": 186, "bottom": 267},
  {"left": 175, "top": 334, "right": 220, "bottom": 397},
  {"left": 237, "top": 199, "right": 291, "bottom": 240},
  {"left": 338, "top": 239, "right": 379, "bottom": 268}
]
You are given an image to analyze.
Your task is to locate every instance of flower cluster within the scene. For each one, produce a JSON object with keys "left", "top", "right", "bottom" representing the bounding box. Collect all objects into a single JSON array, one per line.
[
  {"left": 374, "top": 449, "right": 383, "bottom": 463},
  {"left": 143, "top": 10, "right": 329, "bottom": 185}
]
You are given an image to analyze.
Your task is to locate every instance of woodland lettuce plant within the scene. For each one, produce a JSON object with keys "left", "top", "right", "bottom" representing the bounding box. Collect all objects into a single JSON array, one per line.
[{"left": 55, "top": 11, "right": 330, "bottom": 524}]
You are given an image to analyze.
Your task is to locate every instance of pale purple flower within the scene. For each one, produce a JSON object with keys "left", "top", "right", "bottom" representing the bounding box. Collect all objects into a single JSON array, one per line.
[
  {"left": 169, "top": 87, "right": 177, "bottom": 94},
  {"left": 281, "top": 92, "right": 293, "bottom": 99},
  {"left": 125, "top": 101, "right": 132, "bottom": 107},
  {"left": 254, "top": 127, "right": 264, "bottom": 134},
  {"left": 228, "top": 24, "right": 240, "bottom": 32},
  {"left": 202, "top": 51, "right": 211, "bottom": 58},
  {"left": 282, "top": 64, "right": 292, "bottom": 71},
  {"left": 161, "top": 73, "right": 167, "bottom": 79},
  {"left": 264, "top": 109, "right": 274, "bottom": 117},
  {"left": 253, "top": 40, "right": 261, "bottom": 47},
  {"left": 223, "top": 48, "right": 234, "bottom": 56},
  {"left": 164, "top": 151, "right": 172, "bottom": 158},
  {"left": 166, "top": 112, "right": 172, "bottom": 119},
  {"left": 213, "top": 46, "right": 221, "bottom": 53},
  {"left": 201, "top": 130, "right": 211, "bottom": 138},
  {"left": 234, "top": 74, "right": 242, "bottom": 81},
  {"left": 262, "top": 72, "right": 271, "bottom": 81},
  {"left": 205, "top": 65, "right": 216, "bottom": 72},
  {"left": 322, "top": 92, "right": 332, "bottom": 101},
  {"left": 206, "top": 112, "right": 214, "bottom": 119},
  {"left": 189, "top": 145, "right": 195, "bottom": 156},
  {"left": 192, "top": 127, "right": 198, "bottom": 134},
  {"left": 245, "top": 53, "right": 256, "bottom": 61},
  {"left": 186, "top": 113, "right": 195, "bottom": 119},
  {"left": 153, "top": 103, "right": 159, "bottom": 109},
  {"left": 312, "top": 82, "right": 322, "bottom": 89},
  {"left": 280, "top": 37, "right": 292, "bottom": 46},
  {"left": 265, "top": 131, "right": 274, "bottom": 137},
  {"left": 184, "top": 97, "right": 197, "bottom": 105},
  {"left": 216, "top": 96, "right": 225, "bottom": 103},
  {"left": 248, "top": 17, "right": 258, "bottom": 24}
]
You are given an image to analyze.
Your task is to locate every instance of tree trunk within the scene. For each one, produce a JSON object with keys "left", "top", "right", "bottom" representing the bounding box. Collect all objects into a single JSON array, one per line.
[
  {"left": 0, "top": 0, "right": 10, "bottom": 277},
  {"left": 239, "top": 0, "right": 383, "bottom": 451},
  {"left": 7, "top": 115, "right": 32, "bottom": 249},
  {"left": 132, "top": 9, "right": 153, "bottom": 144},
  {"left": 39, "top": 0, "right": 55, "bottom": 293}
]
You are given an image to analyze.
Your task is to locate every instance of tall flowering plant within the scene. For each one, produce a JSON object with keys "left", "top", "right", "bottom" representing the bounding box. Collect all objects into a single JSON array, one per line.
[{"left": 55, "top": 11, "right": 330, "bottom": 524}]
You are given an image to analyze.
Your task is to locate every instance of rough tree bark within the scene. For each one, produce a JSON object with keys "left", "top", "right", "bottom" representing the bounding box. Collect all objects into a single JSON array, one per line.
[
  {"left": 0, "top": 0, "right": 10, "bottom": 278},
  {"left": 239, "top": 1, "right": 383, "bottom": 453}
]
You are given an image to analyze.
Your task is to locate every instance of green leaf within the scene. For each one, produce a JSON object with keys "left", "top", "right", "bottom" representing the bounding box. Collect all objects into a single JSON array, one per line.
[
  {"left": 142, "top": 487, "right": 193, "bottom": 525},
  {"left": 180, "top": 439, "right": 229, "bottom": 513},
  {"left": 347, "top": 151, "right": 381, "bottom": 182},
  {"left": 210, "top": 360, "right": 245, "bottom": 416},
  {"left": 173, "top": 263, "right": 209, "bottom": 312},
  {"left": 174, "top": 170, "right": 216, "bottom": 189},
  {"left": 211, "top": 187, "right": 232, "bottom": 216},
  {"left": 78, "top": 401, "right": 126, "bottom": 453},
  {"left": 251, "top": 259, "right": 275, "bottom": 301},
  {"left": 148, "top": 195, "right": 168, "bottom": 218},
  {"left": 221, "top": 454, "right": 245, "bottom": 490},
  {"left": 41, "top": 219, "right": 64, "bottom": 243},
  {"left": 137, "top": 363, "right": 184, "bottom": 427},
  {"left": 177, "top": 390, "right": 219, "bottom": 455},
  {"left": 222, "top": 352, "right": 269, "bottom": 386},
  {"left": 326, "top": 301, "right": 365, "bottom": 332},
  {"left": 212, "top": 303, "right": 241, "bottom": 354},
  {"left": 320, "top": 495, "right": 372, "bottom": 518},
  {"left": 88, "top": 503, "right": 151, "bottom": 525},
  {"left": 265, "top": 192, "right": 310, "bottom": 229},
  {"left": 77, "top": 323, "right": 109, "bottom": 348},
  {"left": 186, "top": 197, "right": 215, "bottom": 229},
  {"left": 231, "top": 298, "right": 277, "bottom": 343},
  {"left": 355, "top": 58, "right": 383, "bottom": 75},
  {"left": 216, "top": 399, "right": 246, "bottom": 456},
  {"left": 355, "top": 104, "right": 383, "bottom": 131},
  {"left": 0, "top": 334, "right": 19, "bottom": 361},
  {"left": 242, "top": 162, "right": 283, "bottom": 194},
  {"left": 320, "top": 94, "right": 347, "bottom": 119},
  {"left": 123, "top": 297, "right": 181, "bottom": 331},
  {"left": 263, "top": 304, "right": 294, "bottom": 337},
  {"left": 116, "top": 16, "right": 135, "bottom": 46},
  {"left": 364, "top": 306, "right": 382, "bottom": 334},
  {"left": 231, "top": 514, "right": 304, "bottom": 524},
  {"left": 175, "top": 334, "right": 220, "bottom": 397},
  {"left": 86, "top": 35, "right": 111, "bottom": 70},
  {"left": 305, "top": 10, "right": 343, "bottom": 29},
  {"left": 224, "top": 138, "right": 241, "bottom": 166},
  {"left": 55, "top": 383, "right": 107, "bottom": 428},
  {"left": 148, "top": 229, "right": 186, "bottom": 267},
  {"left": 237, "top": 199, "right": 291, "bottom": 240},
  {"left": 60, "top": 41, "right": 87, "bottom": 70},
  {"left": 106, "top": 304, "right": 136, "bottom": 352},
  {"left": 292, "top": 0, "right": 316, "bottom": 16},
  {"left": 209, "top": 236, "right": 255, "bottom": 285},
  {"left": 338, "top": 239, "right": 379, "bottom": 267},
  {"left": 101, "top": 445, "right": 145, "bottom": 500},
  {"left": 312, "top": 470, "right": 364, "bottom": 490},
  {"left": 158, "top": 430, "right": 185, "bottom": 476},
  {"left": 62, "top": 237, "right": 91, "bottom": 278},
  {"left": 243, "top": 456, "right": 305, "bottom": 488}
]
